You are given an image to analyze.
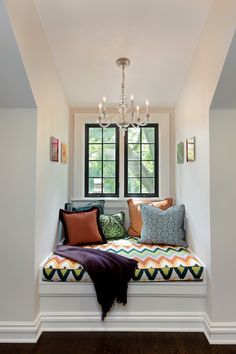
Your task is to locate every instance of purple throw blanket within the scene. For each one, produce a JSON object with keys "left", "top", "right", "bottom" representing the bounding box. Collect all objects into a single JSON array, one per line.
[{"left": 54, "top": 245, "right": 138, "bottom": 320}]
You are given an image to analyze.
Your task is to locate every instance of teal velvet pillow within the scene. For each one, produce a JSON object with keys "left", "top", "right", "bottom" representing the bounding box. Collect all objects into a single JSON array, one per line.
[
  {"left": 64, "top": 200, "right": 105, "bottom": 214},
  {"left": 140, "top": 204, "right": 187, "bottom": 247},
  {"left": 99, "top": 212, "right": 127, "bottom": 240}
]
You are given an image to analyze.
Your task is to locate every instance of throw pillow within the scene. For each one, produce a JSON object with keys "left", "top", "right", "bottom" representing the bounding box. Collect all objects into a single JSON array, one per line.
[
  {"left": 140, "top": 204, "right": 187, "bottom": 247},
  {"left": 99, "top": 212, "right": 127, "bottom": 240},
  {"left": 127, "top": 198, "right": 173, "bottom": 237},
  {"left": 59, "top": 207, "right": 107, "bottom": 246},
  {"left": 64, "top": 200, "right": 105, "bottom": 214}
]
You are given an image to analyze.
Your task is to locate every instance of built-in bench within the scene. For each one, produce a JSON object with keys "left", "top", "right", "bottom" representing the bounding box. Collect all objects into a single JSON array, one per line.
[
  {"left": 39, "top": 278, "right": 207, "bottom": 331},
  {"left": 39, "top": 200, "right": 206, "bottom": 332}
]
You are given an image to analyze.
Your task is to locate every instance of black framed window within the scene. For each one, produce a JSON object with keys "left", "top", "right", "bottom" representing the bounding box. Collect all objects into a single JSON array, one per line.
[
  {"left": 85, "top": 124, "right": 119, "bottom": 197},
  {"left": 124, "top": 124, "right": 159, "bottom": 197}
]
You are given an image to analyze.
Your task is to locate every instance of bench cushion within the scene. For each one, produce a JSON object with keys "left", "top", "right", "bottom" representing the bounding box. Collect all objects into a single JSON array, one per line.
[{"left": 42, "top": 237, "right": 204, "bottom": 282}]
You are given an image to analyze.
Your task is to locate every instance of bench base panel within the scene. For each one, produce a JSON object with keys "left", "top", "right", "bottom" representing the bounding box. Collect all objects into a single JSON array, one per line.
[{"left": 1, "top": 280, "right": 236, "bottom": 344}]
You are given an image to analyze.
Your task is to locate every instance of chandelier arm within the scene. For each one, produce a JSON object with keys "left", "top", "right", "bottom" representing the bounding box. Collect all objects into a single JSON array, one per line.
[
  {"left": 99, "top": 121, "right": 111, "bottom": 128},
  {"left": 98, "top": 114, "right": 111, "bottom": 128}
]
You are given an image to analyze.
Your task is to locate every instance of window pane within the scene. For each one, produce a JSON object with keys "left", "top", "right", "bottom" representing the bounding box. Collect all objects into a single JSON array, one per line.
[
  {"left": 125, "top": 124, "right": 158, "bottom": 197},
  {"left": 103, "top": 128, "right": 115, "bottom": 143},
  {"left": 89, "top": 161, "right": 102, "bottom": 177},
  {"left": 141, "top": 178, "right": 155, "bottom": 194},
  {"left": 128, "top": 128, "right": 140, "bottom": 143},
  {"left": 103, "top": 178, "right": 116, "bottom": 193},
  {"left": 103, "top": 161, "right": 115, "bottom": 177},
  {"left": 142, "top": 127, "right": 155, "bottom": 143},
  {"left": 128, "top": 144, "right": 140, "bottom": 160},
  {"left": 89, "top": 144, "right": 102, "bottom": 160},
  {"left": 128, "top": 178, "right": 140, "bottom": 194},
  {"left": 103, "top": 144, "right": 115, "bottom": 160},
  {"left": 86, "top": 125, "right": 119, "bottom": 197},
  {"left": 142, "top": 144, "right": 154, "bottom": 160},
  {"left": 89, "top": 178, "right": 102, "bottom": 193},
  {"left": 89, "top": 127, "right": 102, "bottom": 143},
  {"left": 142, "top": 161, "right": 155, "bottom": 177},
  {"left": 128, "top": 161, "right": 140, "bottom": 177}
]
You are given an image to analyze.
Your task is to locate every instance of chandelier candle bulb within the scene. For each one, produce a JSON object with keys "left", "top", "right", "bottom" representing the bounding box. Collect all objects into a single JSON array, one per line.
[
  {"left": 98, "top": 103, "right": 102, "bottom": 115},
  {"left": 102, "top": 96, "right": 106, "bottom": 110},
  {"left": 146, "top": 100, "right": 149, "bottom": 113}
]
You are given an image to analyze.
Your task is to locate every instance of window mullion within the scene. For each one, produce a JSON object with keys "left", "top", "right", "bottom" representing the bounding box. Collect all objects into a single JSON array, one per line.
[{"left": 140, "top": 128, "right": 142, "bottom": 195}]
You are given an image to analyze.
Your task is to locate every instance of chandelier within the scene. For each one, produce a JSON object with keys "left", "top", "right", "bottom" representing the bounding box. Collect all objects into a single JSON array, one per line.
[{"left": 98, "top": 57, "right": 151, "bottom": 132}]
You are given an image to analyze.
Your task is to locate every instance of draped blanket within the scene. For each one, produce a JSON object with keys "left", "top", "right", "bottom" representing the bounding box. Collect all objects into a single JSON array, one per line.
[{"left": 54, "top": 245, "right": 138, "bottom": 320}]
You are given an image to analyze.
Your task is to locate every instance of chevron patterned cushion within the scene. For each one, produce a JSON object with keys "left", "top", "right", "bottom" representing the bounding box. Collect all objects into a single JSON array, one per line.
[
  {"left": 140, "top": 204, "right": 187, "bottom": 247},
  {"left": 42, "top": 237, "right": 203, "bottom": 282},
  {"left": 99, "top": 212, "right": 127, "bottom": 239}
]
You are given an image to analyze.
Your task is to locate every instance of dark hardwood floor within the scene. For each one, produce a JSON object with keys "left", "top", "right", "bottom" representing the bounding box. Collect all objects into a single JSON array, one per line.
[{"left": 0, "top": 332, "right": 236, "bottom": 354}]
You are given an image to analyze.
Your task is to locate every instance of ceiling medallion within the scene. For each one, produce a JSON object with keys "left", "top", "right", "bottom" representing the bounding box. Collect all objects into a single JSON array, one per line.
[{"left": 98, "top": 57, "right": 150, "bottom": 132}]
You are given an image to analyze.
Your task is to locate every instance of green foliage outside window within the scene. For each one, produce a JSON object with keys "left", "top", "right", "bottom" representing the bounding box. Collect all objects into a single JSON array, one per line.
[{"left": 126, "top": 127, "right": 157, "bottom": 195}]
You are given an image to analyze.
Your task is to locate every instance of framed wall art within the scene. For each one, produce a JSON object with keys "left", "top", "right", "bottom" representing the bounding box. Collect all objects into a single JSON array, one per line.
[
  {"left": 61, "top": 142, "right": 68, "bottom": 164},
  {"left": 186, "top": 137, "right": 195, "bottom": 162},
  {"left": 50, "top": 137, "right": 59, "bottom": 162},
  {"left": 177, "top": 142, "right": 184, "bottom": 164}
]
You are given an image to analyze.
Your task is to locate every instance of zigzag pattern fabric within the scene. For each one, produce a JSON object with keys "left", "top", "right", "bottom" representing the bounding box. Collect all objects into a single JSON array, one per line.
[{"left": 42, "top": 237, "right": 204, "bottom": 282}]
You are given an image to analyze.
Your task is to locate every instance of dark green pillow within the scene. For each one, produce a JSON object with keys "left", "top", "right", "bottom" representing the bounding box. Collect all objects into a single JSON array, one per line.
[
  {"left": 64, "top": 200, "right": 105, "bottom": 214},
  {"left": 99, "top": 212, "right": 127, "bottom": 239}
]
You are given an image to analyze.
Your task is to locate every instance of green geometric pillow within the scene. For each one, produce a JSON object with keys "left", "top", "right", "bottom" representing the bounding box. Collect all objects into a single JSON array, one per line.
[{"left": 99, "top": 212, "right": 127, "bottom": 240}]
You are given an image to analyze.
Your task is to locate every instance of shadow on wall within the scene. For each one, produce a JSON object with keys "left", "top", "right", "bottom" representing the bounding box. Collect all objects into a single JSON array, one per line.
[{"left": 209, "top": 30, "right": 236, "bottom": 322}]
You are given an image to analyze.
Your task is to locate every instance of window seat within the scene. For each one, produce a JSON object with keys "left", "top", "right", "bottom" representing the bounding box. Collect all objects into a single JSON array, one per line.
[
  {"left": 39, "top": 237, "right": 206, "bottom": 332},
  {"left": 38, "top": 195, "right": 207, "bottom": 334},
  {"left": 41, "top": 237, "right": 204, "bottom": 283}
]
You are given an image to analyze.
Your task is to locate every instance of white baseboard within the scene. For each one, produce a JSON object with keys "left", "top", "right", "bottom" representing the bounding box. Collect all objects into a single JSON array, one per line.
[
  {"left": 0, "top": 314, "right": 41, "bottom": 343},
  {"left": 204, "top": 315, "right": 236, "bottom": 344},
  {"left": 1, "top": 312, "right": 236, "bottom": 344},
  {"left": 40, "top": 311, "right": 204, "bottom": 332}
]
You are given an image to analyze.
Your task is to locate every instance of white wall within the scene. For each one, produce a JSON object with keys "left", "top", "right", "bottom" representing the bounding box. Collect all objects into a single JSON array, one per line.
[
  {"left": 211, "top": 31, "right": 236, "bottom": 110},
  {"left": 0, "top": 1, "right": 37, "bottom": 323},
  {"left": 209, "top": 109, "right": 236, "bottom": 321},
  {"left": 5, "top": 0, "right": 70, "bottom": 320},
  {"left": 175, "top": 0, "right": 236, "bottom": 263},
  {"left": 0, "top": 1, "right": 35, "bottom": 108},
  {"left": 208, "top": 32, "right": 236, "bottom": 322},
  {"left": 0, "top": 109, "right": 37, "bottom": 321},
  {"left": 174, "top": 0, "right": 236, "bottom": 323}
]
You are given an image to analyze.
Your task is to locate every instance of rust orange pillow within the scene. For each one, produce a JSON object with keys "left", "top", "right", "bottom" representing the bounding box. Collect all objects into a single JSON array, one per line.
[
  {"left": 127, "top": 198, "right": 173, "bottom": 237},
  {"left": 59, "top": 207, "right": 107, "bottom": 246}
]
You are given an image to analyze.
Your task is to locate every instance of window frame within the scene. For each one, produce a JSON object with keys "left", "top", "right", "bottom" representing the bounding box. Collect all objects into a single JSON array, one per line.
[
  {"left": 84, "top": 123, "right": 120, "bottom": 197},
  {"left": 73, "top": 112, "right": 170, "bottom": 200},
  {"left": 124, "top": 124, "right": 159, "bottom": 197}
]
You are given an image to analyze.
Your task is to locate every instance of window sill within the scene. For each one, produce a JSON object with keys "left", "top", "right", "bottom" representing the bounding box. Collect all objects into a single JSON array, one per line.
[{"left": 71, "top": 197, "right": 161, "bottom": 202}]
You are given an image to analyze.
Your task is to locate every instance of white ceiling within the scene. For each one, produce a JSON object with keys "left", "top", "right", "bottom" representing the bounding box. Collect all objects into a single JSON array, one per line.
[{"left": 34, "top": 0, "right": 213, "bottom": 107}]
